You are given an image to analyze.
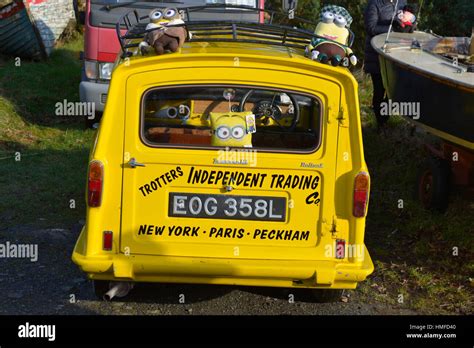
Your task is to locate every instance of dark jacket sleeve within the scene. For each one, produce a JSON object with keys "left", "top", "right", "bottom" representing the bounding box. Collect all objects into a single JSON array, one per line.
[{"left": 364, "top": 0, "right": 392, "bottom": 37}]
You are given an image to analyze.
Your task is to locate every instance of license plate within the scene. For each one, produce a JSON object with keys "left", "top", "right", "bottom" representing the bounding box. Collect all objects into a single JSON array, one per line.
[{"left": 169, "top": 193, "right": 286, "bottom": 221}]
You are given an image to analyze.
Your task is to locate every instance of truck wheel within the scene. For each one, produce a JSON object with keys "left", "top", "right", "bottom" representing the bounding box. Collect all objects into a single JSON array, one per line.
[
  {"left": 93, "top": 280, "right": 109, "bottom": 299},
  {"left": 85, "top": 113, "right": 101, "bottom": 129},
  {"left": 311, "top": 289, "right": 344, "bottom": 303},
  {"left": 417, "top": 157, "right": 450, "bottom": 213}
]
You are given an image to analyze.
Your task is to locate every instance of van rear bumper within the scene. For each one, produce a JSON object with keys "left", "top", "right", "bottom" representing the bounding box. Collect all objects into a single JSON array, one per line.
[{"left": 72, "top": 230, "right": 374, "bottom": 289}]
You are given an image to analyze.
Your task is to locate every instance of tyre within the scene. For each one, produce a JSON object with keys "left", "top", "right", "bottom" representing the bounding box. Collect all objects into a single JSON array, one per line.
[
  {"left": 85, "top": 112, "right": 101, "bottom": 129},
  {"left": 311, "top": 289, "right": 344, "bottom": 303},
  {"left": 93, "top": 280, "right": 110, "bottom": 300},
  {"left": 416, "top": 157, "right": 450, "bottom": 213}
]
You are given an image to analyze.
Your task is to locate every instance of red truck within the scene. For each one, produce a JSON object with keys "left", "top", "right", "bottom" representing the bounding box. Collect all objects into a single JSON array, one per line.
[{"left": 79, "top": 0, "right": 265, "bottom": 127}]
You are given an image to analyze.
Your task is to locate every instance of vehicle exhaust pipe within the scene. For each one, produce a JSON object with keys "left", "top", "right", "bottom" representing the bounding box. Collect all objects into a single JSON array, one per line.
[{"left": 103, "top": 282, "right": 134, "bottom": 301}]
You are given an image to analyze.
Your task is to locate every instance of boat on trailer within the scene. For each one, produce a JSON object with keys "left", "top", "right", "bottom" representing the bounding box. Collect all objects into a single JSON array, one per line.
[{"left": 372, "top": 31, "right": 474, "bottom": 212}]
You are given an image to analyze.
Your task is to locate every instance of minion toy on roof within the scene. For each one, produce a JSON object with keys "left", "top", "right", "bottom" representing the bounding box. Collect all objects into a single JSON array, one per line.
[
  {"left": 307, "top": 5, "right": 357, "bottom": 67},
  {"left": 139, "top": 8, "right": 188, "bottom": 55}
]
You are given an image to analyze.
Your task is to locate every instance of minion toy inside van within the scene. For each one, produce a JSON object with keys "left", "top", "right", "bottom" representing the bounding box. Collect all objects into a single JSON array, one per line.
[{"left": 72, "top": 3, "right": 374, "bottom": 302}]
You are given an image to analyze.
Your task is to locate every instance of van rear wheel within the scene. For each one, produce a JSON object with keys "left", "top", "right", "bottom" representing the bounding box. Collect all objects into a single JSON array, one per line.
[{"left": 311, "top": 289, "right": 344, "bottom": 303}]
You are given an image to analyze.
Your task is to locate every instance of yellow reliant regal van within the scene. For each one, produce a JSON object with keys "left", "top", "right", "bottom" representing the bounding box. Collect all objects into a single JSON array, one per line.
[{"left": 72, "top": 6, "right": 374, "bottom": 301}]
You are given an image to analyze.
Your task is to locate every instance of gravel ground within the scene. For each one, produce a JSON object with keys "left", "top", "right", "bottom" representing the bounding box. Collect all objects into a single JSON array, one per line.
[{"left": 0, "top": 224, "right": 417, "bottom": 315}]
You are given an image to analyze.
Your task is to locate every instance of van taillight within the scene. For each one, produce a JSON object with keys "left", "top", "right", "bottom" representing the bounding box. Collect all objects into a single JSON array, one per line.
[
  {"left": 335, "top": 239, "right": 346, "bottom": 259},
  {"left": 353, "top": 172, "right": 370, "bottom": 217},
  {"left": 88, "top": 160, "right": 103, "bottom": 207},
  {"left": 103, "top": 231, "right": 113, "bottom": 251}
]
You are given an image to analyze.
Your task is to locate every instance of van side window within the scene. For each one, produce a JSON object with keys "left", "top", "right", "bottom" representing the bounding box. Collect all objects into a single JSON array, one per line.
[{"left": 142, "top": 86, "right": 321, "bottom": 151}]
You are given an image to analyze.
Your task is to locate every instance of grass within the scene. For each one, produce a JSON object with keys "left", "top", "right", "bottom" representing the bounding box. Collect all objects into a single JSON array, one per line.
[
  {"left": 356, "top": 74, "right": 474, "bottom": 314},
  {"left": 0, "top": 32, "right": 95, "bottom": 228},
  {"left": 0, "top": 32, "right": 472, "bottom": 313}
]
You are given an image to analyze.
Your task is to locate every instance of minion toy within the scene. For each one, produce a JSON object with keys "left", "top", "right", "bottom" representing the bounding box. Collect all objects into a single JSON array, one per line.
[
  {"left": 307, "top": 5, "right": 357, "bottom": 67},
  {"left": 210, "top": 112, "right": 254, "bottom": 148},
  {"left": 139, "top": 8, "right": 187, "bottom": 55},
  {"left": 139, "top": 8, "right": 167, "bottom": 55}
]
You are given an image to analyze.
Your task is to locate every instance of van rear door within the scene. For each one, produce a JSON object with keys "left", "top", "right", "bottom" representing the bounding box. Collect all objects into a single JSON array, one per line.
[{"left": 120, "top": 70, "right": 341, "bottom": 262}]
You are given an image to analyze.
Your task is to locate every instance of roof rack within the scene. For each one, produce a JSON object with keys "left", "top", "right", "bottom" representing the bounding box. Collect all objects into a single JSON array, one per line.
[{"left": 116, "top": 4, "right": 354, "bottom": 58}]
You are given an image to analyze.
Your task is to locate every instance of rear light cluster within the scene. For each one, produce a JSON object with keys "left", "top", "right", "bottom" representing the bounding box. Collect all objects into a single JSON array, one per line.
[
  {"left": 88, "top": 160, "right": 103, "bottom": 207},
  {"left": 103, "top": 231, "right": 113, "bottom": 251},
  {"left": 353, "top": 172, "right": 370, "bottom": 217},
  {"left": 335, "top": 239, "right": 346, "bottom": 259}
]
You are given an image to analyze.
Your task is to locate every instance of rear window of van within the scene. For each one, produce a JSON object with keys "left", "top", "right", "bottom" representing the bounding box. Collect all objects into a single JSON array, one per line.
[{"left": 141, "top": 85, "right": 322, "bottom": 152}]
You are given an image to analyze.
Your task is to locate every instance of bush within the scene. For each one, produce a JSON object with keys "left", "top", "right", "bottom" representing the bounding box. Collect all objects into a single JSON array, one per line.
[{"left": 417, "top": 0, "right": 474, "bottom": 37}]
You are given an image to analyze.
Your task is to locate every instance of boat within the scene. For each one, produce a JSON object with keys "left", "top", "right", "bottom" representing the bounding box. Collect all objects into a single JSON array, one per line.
[
  {"left": 372, "top": 31, "right": 474, "bottom": 212},
  {"left": 0, "top": 0, "right": 45, "bottom": 59},
  {"left": 371, "top": 31, "right": 474, "bottom": 151},
  {"left": 0, "top": 0, "right": 75, "bottom": 59}
]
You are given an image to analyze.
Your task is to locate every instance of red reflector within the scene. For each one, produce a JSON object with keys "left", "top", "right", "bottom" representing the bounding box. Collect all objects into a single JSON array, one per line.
[
  {"left": 88, "top": 160, "right": 103, "bottom": 207},
  {"left": 97, "top": 52, "right": 117, "bottom": 63},
  {"left": 353, "top": 172, "right": 370, "bottom": 217},
  {"left": 89, "top": 180, "right": 101, "bottom": 191},
  {"left": 103, "top": 231, "right": 113, "bottom": 251},
  {"left": 335, "top": 239, "right": 346, "bottom": 259}
]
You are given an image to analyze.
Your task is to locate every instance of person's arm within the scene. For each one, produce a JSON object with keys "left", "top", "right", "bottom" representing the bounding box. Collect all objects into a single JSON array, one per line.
[{"left": 365, "top": 1, "right": 392, "bottom": 37}]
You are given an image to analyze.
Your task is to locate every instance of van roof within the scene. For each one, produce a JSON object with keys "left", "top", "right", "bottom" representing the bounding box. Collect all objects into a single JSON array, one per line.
[
  {"left": 119, "top": 23, "right": 315, "bottom": 59},
  {"left": 114, "top": 7, "right": 357, "bottom": 84},
  {"left": 116, "top": 6, "right": 324, "bottom": 60},
  {"left": 115, "top": 38, "right": 358, "bottom": 93},
  {"left": 122, "top": 39, "right": 307, "bottom": 62}
]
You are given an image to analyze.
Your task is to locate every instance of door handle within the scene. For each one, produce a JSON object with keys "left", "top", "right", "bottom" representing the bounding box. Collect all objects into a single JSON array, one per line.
[{"left": 128, "top": 158, "right": 145, "bottom": 168}]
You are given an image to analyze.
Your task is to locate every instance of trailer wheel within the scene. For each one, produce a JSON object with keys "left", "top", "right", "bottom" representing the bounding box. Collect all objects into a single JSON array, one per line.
[
  {"left": 417, "top": 157, "right": 450, "bottom": 213},
  {"left": 311, "top": 289, "right": 344, "bottom": 303},
  {"left": 93, "top": 280, "right": 109, "bottom": 299}
]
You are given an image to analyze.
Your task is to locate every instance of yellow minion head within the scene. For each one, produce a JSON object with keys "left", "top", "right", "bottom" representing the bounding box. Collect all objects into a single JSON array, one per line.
[
  {"left": 314, "top": 6, "right": 352, "bottom": 45},
  {"left": 210, "top": 112, "right": 253, "bottom": 148},
  {"left": 148, "top": 8, "right": 179, "bottom": 26}
]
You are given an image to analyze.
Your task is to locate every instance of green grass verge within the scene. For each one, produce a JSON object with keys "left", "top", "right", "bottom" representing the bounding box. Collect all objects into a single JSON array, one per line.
[
  {"left": 357, "top": 74, "right": 473, "bottom": 314},
  {"left": 0, "top": 33, "right": 95, "bottom": 228}
]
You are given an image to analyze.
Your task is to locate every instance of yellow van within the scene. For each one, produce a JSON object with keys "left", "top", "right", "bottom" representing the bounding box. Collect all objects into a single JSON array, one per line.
[{"left": 72, "top": 6, "right": 373, "bottom": 302}]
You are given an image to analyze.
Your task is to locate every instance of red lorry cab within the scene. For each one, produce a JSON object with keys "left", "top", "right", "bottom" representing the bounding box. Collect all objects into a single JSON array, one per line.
[{"left": 80, "top": 0, "right": 265, "bottom": 126}]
